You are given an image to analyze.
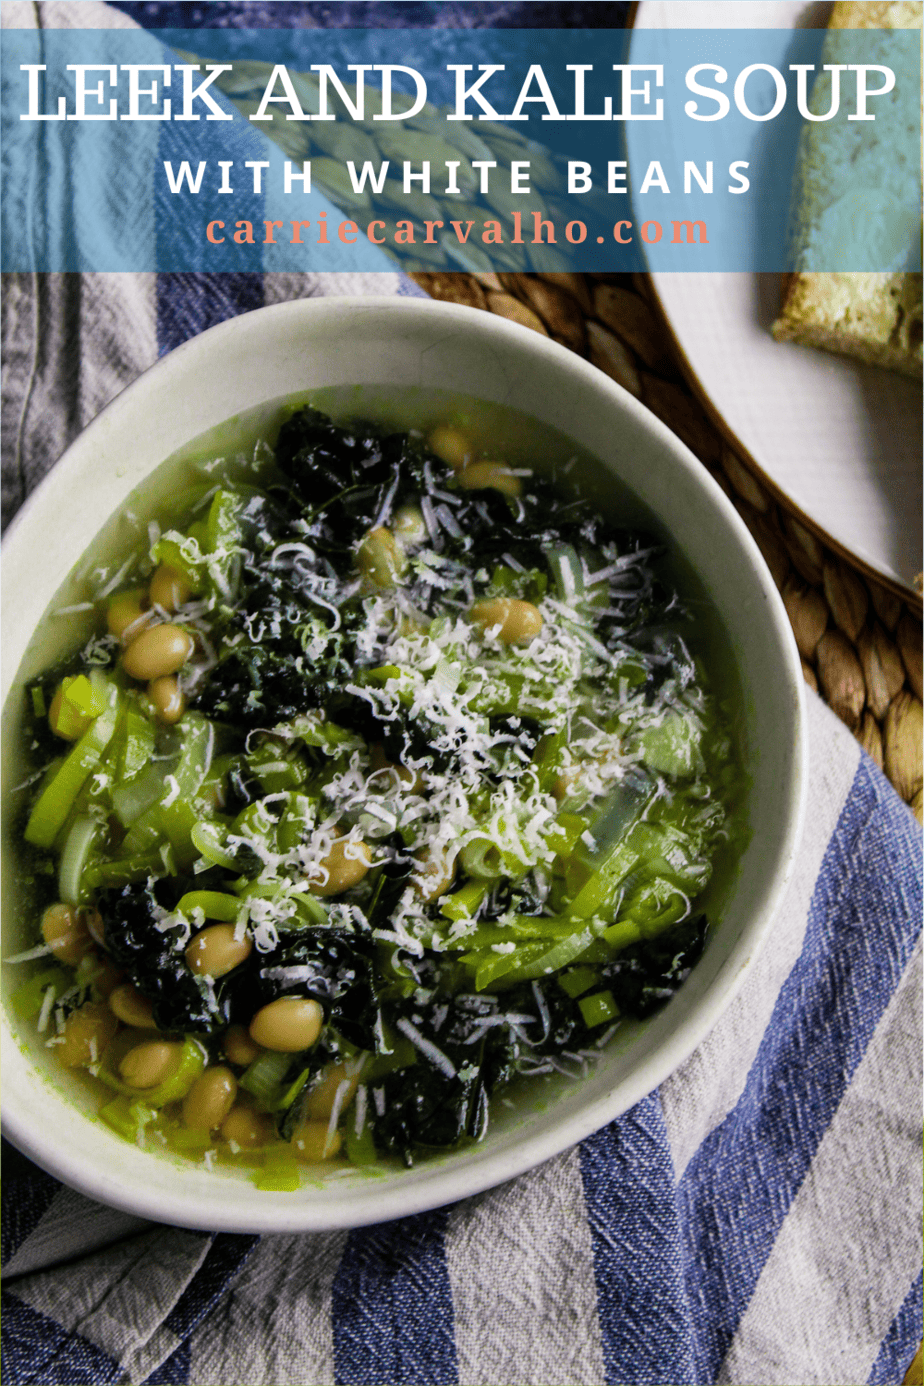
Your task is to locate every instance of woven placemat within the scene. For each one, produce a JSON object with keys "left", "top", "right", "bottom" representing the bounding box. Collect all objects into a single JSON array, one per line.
[{"left": 412, "top": 270, "right": 924, "bottom": 825}]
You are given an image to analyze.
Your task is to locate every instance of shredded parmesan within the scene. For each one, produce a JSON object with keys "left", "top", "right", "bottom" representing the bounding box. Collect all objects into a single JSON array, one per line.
[
  {"left": 4, "top": 943, "right": 53, "bottom": 964},
  {"left": 324, "top": 1079, "right": 353, "bottom": 1156},
  {"left": 37, "top": 985, "right": 56, "bottom": 1033},
  {"left": 395, "top": 1017, "right": 456, "bottom": 1079}
]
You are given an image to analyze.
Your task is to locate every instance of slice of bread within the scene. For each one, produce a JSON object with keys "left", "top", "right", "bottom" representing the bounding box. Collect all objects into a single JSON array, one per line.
[
  {"left": 773, "top": 271, "right": 922, "bottom": 375},
  {"left": 772, "top": 1, "right": 922, "bottom": 377},
  {"left": 828, "top": 1, "right": 921, "bottom": 29}
]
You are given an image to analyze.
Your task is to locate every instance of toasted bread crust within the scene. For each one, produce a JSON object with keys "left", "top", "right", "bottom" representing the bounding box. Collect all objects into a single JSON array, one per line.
[
  {"left": 772, "top": 272, "right": 923, "bottom": 376},
  {"left": 828, "top": 1, "right": 922, "bottom": 30}
]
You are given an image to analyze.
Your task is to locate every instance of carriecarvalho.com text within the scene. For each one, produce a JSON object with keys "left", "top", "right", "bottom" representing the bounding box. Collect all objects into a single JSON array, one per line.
[{"left": 201, "top": 209, "right": 711, "bottom": 248}]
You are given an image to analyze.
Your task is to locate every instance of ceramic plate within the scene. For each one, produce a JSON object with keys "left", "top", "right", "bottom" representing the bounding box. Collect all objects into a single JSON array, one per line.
[{"left": 629, "top": 1, "right": 922, "bottom": 593}]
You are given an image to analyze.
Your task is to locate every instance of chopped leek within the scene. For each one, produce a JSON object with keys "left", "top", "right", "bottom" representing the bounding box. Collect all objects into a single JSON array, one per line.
[
  {"left": 558, "top": 966, "right": 599, "bottom": 999},
  {"left": 99, "top": 1096, "right": 159, "bottom": 1142},
  {"left": 239, "top": 1050, "right": 293, "bottom": 1105},
  {"left": 190, "top": 819, "right": 239, "bottom": 870},
  {"left": 120, "top": 714, "right": 213, "bottom": 862},
  {"left": 58, "top": 815, "right": 99, "bottom": 905},
  {"left": 441, "top": 880, "right": 489, "bottom": 922},
  {"left": 9, "top": 966, "right": 70, "bottom": 1018},
  {"left": 49, "top": 674, "right": 108, "bottom": 739},
  {"left": 176, "top": 890, "right": 241, "bottom": 922},
  {"left": 25, "top": 705, "right": 118, "bottom": 848},
  {"left": 579, "top": 990, "right": 620, "bottom": 1028},
  {"left": 112, "top": 761, "right": 171, "bottom": 828},
  {"left": 639, "top": 708, "right": 705, "bottom": 778},
  {"left": 345, "top": 1120, "right": 379, "bottom": 1167}
]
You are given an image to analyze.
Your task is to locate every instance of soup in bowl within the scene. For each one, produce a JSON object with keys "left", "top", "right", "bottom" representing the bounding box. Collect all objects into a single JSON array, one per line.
[{"left": 1, "top": 298, "right": 806, "bottom": 1232}]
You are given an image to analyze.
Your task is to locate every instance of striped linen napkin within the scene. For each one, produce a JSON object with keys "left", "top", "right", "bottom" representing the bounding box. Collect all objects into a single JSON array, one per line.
[
  {"left": 3, "top": 242, "right": 922, "bottom": 1386},
  {"left": 2, "top": 8, "right": 922, "bottom": 1385}
]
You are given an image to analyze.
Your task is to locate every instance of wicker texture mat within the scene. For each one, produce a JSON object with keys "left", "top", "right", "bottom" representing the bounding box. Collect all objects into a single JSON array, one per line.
[{"left": 413, "top": 270, "right": 924, "bottom": 824}]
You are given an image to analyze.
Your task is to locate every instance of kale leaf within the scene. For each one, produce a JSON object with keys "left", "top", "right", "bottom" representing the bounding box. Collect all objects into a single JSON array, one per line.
[{"left": 99, "top": 881, "right": 234, "bottom": 1034}]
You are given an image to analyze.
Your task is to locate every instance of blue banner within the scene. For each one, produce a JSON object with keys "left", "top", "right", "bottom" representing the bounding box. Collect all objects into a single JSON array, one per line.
[{"left": 2, "top": 26, "right": 920, "bottom": 273}]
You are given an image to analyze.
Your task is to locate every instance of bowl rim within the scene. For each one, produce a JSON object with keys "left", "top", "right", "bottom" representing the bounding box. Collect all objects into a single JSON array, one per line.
[{"left": 1, "top": 294, "right": 808, "bottom": 1232}]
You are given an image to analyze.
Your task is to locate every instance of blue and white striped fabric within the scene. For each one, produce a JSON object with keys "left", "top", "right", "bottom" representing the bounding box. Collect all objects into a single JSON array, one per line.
[
  {"left": 2, "top": 7, "right": 922, "bottom": 1384},
  {"left": 1, "top": 672, "right": 920, "bottom": 1385}
]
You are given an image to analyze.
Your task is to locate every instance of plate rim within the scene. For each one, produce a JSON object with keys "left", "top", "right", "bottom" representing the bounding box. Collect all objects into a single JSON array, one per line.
[
  {"left": 625, "top": 0, "right": 923, "bottom": 610},
  {"left": 645, "top": 273, "right": 923, "bottom": 611}
]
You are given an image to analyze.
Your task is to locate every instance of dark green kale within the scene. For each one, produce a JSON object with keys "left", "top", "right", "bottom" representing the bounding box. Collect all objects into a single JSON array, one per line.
[
  {"left": 360, "top": 912, "right": 708, "bottom": 1163},
  {"left": 99, "top": 881, "right": 234, "bottom": 1034},
  {"left": 194, "top": 638, "right": 326, "bottom": 728},
  {"left": 274, "top": 406, "right": 439, "bottom": 542},
  {"left": 231, "top": 929, "right": 381, "bottom": 1054},
  {"left": 363, "top": 843, "right": 416, "bottom": 930},
  {"left": 480, "top": 874, "right": 547, "bottom": 922},
  {"left": 99, "top": 876, "right": 382, "bottom": 1049},
  {"left": 193, "top": 407, "right": 672, "bottom": 731},
  {"left": 601, "top": 914, "right": 708, "bottom": 1018},
  {"left": 327, "top": 691, "right": 450, "bottom": 773},
  {"left": 363, "top": 976, "right": 567, "bottom": 1165},
  {"left": 195, "top": 412, "right": 459, "bottom": 726},
  {"left": 373, "top": 1054, "right": 490, "bottom": 1164}
]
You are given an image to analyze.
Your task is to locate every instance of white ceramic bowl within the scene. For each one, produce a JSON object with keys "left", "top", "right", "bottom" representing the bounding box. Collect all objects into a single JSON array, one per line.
[{"left": 1, "top": 297, "right": 806, "bottom": 1232}]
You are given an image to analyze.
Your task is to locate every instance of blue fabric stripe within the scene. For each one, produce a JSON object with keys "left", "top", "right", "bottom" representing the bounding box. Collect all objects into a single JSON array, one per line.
[
  {"left": 143, "top": 1337, "right": 191, "bottom": 1386},
  {"left": 162, "top": 1233, "right": 258, "bottom": 1340},
  {"left": 0, "top": 1294, "right": 121, "bottom": 1385},
  {"left": 332, "top": 1209, "right": 457, "bottom": 1386},
  {"left": 112, "top": 3, "right": 633, "bottom": 30},
  {"left": 156, "top": 272, "right": 264, "bottom": 356},
  {"left": 868, "top": 1271, "right": 924, "bottom": 1386},
  {"left": 397, "top": 275, "right": 431, "bottom": 297},
  {"left": 680, "top": 757, "right": 923, "bottom": 1383},
  {"left": 580, "top": 1093, "right": 697, "bottom": 1386},
  {"left": 0, "top": 1142, "right": 60, "bottom": 1270}
]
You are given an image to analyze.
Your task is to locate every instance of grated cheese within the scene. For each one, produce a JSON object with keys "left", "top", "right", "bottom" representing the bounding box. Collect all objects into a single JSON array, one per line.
[
  {"left": 395, "top": 1017, "right": 456, "bottom": 1079},
  {"left": 4, "top": 943, "right": 54, "bottom": 964},
  {"left": 161, "top": 776, "right": 181, "bottom": 808},
  {"left": 37, "top": 985, "right": 56, "bottom": 1033}
]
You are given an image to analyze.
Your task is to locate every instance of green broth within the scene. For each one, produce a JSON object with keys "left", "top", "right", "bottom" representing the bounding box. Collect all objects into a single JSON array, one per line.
[{"left": 4, "top": 390, "right": 750, "bottom": 1183}]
